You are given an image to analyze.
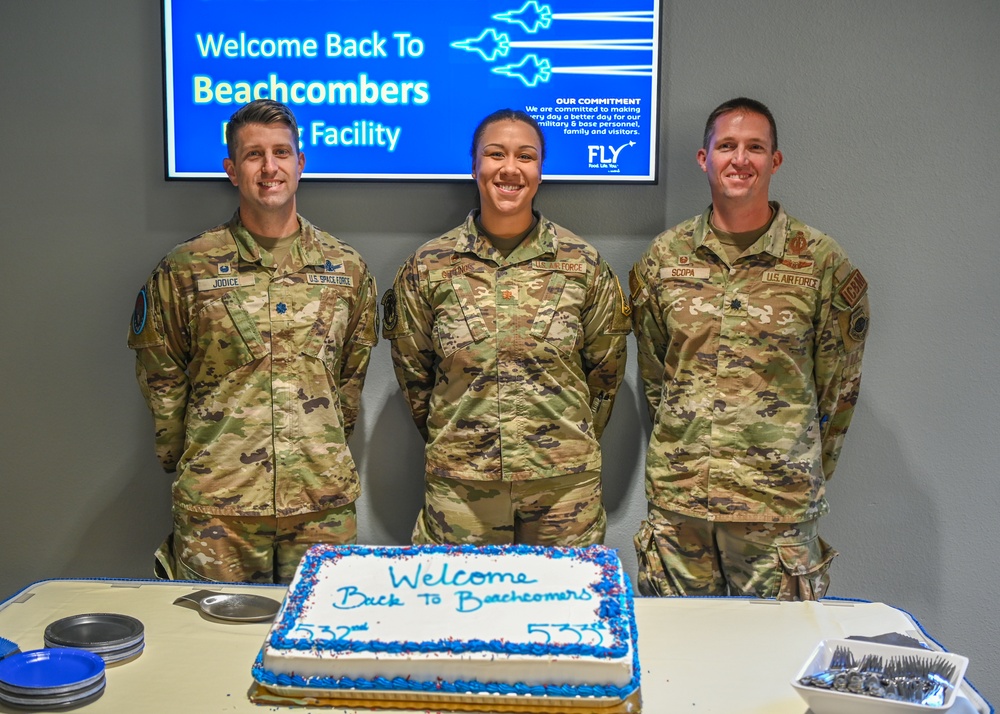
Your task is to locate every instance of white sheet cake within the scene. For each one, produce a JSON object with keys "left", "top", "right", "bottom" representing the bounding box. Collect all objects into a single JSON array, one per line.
[{"left": 251, "top": 543, "right": 640, "bottom": 705}]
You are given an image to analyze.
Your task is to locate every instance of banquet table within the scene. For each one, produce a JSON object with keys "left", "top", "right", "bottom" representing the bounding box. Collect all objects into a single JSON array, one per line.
[{"left": 0, "top": 579, "right": 991, "bottom": 713}]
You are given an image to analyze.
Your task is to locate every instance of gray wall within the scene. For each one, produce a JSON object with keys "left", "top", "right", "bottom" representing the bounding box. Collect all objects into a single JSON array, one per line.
[{"left": 1, "top": 0, "right": 997, "bottom": 701}]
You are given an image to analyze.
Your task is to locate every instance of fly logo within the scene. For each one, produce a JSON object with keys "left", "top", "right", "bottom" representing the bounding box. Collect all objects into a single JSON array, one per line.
[{"left": 587, "top": 141, "right": 635, "bottom": 168}]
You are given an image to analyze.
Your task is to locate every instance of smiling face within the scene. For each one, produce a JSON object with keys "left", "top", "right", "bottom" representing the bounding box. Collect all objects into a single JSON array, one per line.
[
  {"left": 472, "top": 119, "right": 542, "bottom": 232},
  {"left": 223, "top": 122, "right": 305, "bottom": 232},
  {"left": 697, "top": 110, "right": 782, "bottom": 208}
]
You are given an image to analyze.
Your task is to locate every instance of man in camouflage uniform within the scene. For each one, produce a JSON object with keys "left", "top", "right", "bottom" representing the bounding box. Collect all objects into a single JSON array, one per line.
[
  {"left": 631, "top": 97, "right": 870, "bottom": 599},
  {"left": 383, "top": 215, "right": 631, "bottom": 545},
  {"left": 128, "top": 100, "right": 377, "bottom": 583}
]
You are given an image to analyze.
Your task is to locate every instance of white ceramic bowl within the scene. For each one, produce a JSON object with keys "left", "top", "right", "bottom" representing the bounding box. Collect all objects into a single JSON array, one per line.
[{"left": 791, "top": 638, "right": 969, "bottom": 714}]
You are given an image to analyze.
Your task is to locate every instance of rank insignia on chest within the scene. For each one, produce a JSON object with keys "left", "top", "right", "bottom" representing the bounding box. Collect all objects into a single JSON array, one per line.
[
  {"left": 324, "top": 260, "right": 345, "bottom": 273},
  {"left": 498, "top": 287, "right": 518, "bottom": 305},
  {"left": 218, "top": 263, "right": 233, "bottom": 275}
]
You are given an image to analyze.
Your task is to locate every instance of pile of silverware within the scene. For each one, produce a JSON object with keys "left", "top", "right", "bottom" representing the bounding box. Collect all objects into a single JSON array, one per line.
[{"left": 798, "top": 646, "right": 957, "bottom": 706}]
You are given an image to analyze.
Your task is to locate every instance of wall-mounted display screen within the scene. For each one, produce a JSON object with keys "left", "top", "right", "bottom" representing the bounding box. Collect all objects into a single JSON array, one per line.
[{"left": 163, "top": 0, "right": 662, "bottom": 181}]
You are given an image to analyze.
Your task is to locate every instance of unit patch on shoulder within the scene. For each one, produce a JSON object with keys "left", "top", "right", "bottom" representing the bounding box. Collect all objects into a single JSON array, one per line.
[
  {"left": 839, "top": 302, "right": 870, "bottom": 351},
  {"left": 849, "top": 305, "right": 870, "bottom": 342},
  {"left": 838, "top": 268, "right": 869, "bottom": 308},
  {"left": 131, "top": 286, "right": 148, "bottom": 335},
  {"left": 381, "top": 288, "right": 398, "bottom": 332},
  {"left": 127, "top": 282, "right": 164, "bottom": 349}
]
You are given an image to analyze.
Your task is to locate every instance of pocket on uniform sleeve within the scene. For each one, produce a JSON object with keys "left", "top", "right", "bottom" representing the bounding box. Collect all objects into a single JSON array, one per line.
[{"left": 775, "top": 536, "right": 838, "bottom": 601}]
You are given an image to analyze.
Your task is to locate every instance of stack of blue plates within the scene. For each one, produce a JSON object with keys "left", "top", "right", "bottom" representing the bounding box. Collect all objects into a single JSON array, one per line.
[
  {"left": 44, "top": 614, "right": 144, "bottom": 665},
  {"left": 0, "top": 648, "right": 106, "bottom": 710}
]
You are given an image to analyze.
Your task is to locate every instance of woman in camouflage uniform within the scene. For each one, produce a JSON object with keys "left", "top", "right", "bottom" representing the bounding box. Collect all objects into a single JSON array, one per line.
[{"left": 382, "top": 109, "right": 631, "bottom": 546}]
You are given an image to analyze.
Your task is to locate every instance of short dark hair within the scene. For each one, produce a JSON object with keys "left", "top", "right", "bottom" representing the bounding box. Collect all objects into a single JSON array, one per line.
[
  {"left": 702, "top": 97, "right": 778, "bottom": 151},
  {"left": 470, "top": 109, "right": 546, "bottom": 163},
  {"left": 225, "top": 99, "right": 300, "bottom": 160}
]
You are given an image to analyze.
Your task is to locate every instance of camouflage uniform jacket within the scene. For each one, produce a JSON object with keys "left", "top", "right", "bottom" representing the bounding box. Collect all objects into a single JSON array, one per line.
[
  {"left": 384, "top": 212, "right": 631, "bottom": 482},
  {"left": 128, "top": 213, "right": 378, "bottom": 517},
  {"left": 631, "top": 203, "right": 870, "bottom": 523}
]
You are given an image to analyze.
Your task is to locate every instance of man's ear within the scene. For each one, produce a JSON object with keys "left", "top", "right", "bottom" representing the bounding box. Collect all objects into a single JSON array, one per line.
[
  {"left": 696, "top": 148, "right": 708, "bottom": 173},
  {"left": 770, "top": 149, "right": 784, "bottom": 174}
]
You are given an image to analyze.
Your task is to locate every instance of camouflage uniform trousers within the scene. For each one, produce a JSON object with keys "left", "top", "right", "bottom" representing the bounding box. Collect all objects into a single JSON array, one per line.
[
  {"left": 412, "top": 471, "right": 606, "bottom": 547},
  {"left": 634, "top": 505, "right": 837, "bottom": 600},
  {"left": 154, "top": 504, "right": 357, "bottom": 584}
]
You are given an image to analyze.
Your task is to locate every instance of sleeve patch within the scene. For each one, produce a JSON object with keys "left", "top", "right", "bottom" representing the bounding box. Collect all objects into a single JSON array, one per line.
[
  {"left": 839, "top": 302, "right": 870, "bottom": 352},
  {"left": 838, "top": 268, "right": 868, "bottom": 308},
  {"left": 381, "top": 287, "right": 398, "bottom": 332},
  {"left": 131, "top": 286, "right": 148, "bottom": 336},
  {"left": 127, "top": 282, "right": 165, "bottom": 349}
]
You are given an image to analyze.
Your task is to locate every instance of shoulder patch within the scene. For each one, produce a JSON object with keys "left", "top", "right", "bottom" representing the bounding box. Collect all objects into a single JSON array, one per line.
[
  {"left": 849, "top": 305, "right": 870, "bottom": 341},
  {"left": 839, "top": 302, "right": 870, "bottom": 352},
  {"left": 127, "top": 282, "right": 165, "bottom": 349},
  {"left": 131, "top": 286, "right": 149, "bottom": 336},
  {"left": 838, "top": 268, "right": 868, "bottom": 308},
  {"left": 381, "top": 287, "right": 398, "bottom": 332}
]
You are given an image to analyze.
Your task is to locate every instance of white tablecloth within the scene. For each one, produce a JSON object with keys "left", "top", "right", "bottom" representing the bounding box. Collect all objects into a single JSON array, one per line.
[{"left": 0, "top": 579, "right": 990, "bottom": 713}]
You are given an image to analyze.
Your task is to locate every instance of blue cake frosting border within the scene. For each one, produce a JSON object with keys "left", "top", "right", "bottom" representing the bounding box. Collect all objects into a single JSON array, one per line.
[{"left": 252, "top": 544, "right": 641, "bottom": 699}]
